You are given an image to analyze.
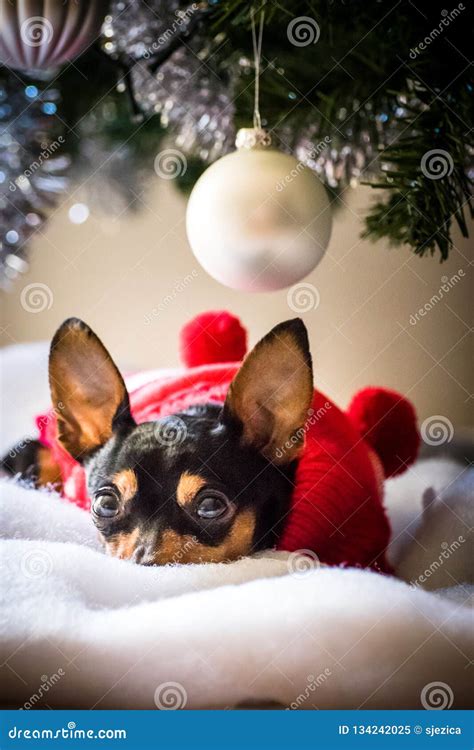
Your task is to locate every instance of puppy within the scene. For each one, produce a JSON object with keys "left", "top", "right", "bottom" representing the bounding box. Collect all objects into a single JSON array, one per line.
[{"left": 3, "top": 317, "right": 313, "bottom": 565}]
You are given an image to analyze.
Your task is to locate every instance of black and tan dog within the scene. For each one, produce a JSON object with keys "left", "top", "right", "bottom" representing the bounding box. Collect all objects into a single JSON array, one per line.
[{"left": 3, "top": 317, "right": 313, "bottom": 565}]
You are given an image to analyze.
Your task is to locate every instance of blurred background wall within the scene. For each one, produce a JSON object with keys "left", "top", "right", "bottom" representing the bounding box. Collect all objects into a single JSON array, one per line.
[{"left": 1, "top": 181, "right": 472, "bottom": 427}]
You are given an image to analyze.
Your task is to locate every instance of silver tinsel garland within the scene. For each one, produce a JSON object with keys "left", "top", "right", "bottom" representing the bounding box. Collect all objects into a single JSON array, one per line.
[
  {"left": 103, "top": 0, "right": 236, "bottom": 161},
  {"left": 0, "top": 79, "right": 69, "bottom": 289},
  {"left": 291, "top": 98, "right": 411, "bottom": 191},
  {"left": 103, "top": 1, "right": 404, "bottom": 178}
]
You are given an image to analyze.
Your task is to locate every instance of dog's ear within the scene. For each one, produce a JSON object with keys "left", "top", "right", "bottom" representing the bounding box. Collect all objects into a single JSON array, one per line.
[
  {"left": 49, "top": 318, "right": 135, "bottom": 462},
  {"left": 223, "top": 319, "right": 313, "bottom": 464}
]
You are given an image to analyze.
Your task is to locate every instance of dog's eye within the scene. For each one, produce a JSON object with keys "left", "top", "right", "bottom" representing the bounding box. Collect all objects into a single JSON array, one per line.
[
  {"left": 196, "top": 490, "right": 229, "bottom": 519},
  {"left": 92, "top": 487, "right": 121, "bottom": 518}
]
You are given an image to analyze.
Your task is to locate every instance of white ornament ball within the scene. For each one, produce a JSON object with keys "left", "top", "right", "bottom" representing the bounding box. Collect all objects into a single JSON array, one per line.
[{"left": 186, "top": 128, "right": 332, "bottom": 292}]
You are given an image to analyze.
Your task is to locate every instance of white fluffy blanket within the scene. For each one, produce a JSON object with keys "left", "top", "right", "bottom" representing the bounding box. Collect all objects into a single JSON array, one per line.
[{"left": 0, "top": 343, "right": 472, "bottom": 709}]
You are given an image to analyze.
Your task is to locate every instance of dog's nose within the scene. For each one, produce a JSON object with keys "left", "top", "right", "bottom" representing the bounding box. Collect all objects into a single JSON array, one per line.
[{"left": 131, "top": 544, "right": 156, "bottom": 566}]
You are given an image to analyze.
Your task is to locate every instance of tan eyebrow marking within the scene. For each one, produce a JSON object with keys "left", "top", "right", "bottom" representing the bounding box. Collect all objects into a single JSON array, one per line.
[
  {"left": 176, "top": 472, "right": 207, "bottom": 507},
  {"left": 153, "top": 509, "right": 257, "bottom": 565},
  {"left": 112, "top": 469, "right": 138, "bottom": 503}
]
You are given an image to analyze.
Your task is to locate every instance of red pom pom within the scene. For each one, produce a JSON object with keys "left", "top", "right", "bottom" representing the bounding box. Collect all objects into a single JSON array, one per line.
[
  {"left": 180, "top": 311, "right": 247, "bottom": 368},
  {"left": 347, "top": 387, "right": 419, "bottom": 478}
]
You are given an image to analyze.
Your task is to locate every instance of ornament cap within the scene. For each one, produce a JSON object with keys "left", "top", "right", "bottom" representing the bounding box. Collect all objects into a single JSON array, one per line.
[{"left": 235, "top": 127, "right": 272, "bottom": 150}]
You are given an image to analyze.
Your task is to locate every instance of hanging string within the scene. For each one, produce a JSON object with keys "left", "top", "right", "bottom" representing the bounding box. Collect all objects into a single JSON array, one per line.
[{"left": 250, "top": 4, "right": 265, "bottom": 130}]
